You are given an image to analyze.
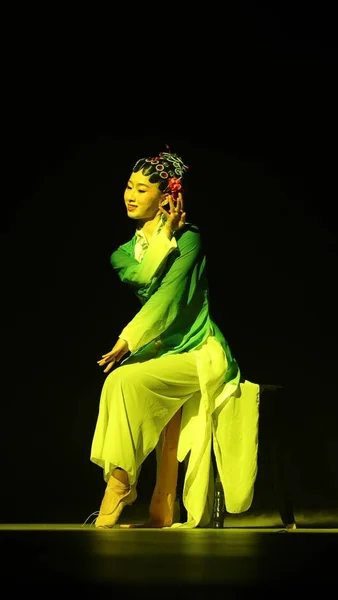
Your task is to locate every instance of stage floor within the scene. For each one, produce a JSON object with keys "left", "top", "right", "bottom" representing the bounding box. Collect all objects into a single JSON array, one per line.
[{"left": 1, "top": 524, "right": 337, "bottom": 595}]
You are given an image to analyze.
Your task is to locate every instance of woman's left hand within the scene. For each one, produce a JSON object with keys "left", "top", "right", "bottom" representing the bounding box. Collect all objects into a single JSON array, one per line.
[
  {"left": 160, "top": 193, "right": 186, "bottom": 232},
  {"left": 97, "top": 338, "right": 130, "bottom": 373}
]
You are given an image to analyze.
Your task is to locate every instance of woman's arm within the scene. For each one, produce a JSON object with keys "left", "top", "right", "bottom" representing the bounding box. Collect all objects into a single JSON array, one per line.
[
  {"left": 119, "top": 227, "right": 202, "bottom": 353},
  {"left": 111, "top": 229, "right": 177, "bottom": 290}
]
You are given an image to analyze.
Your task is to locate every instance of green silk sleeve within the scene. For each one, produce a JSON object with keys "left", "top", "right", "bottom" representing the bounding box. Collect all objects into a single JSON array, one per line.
[
  {"left": 119, "top": 227, "right": 202, "bottom": 353},
  {"left": 110, "top": 230, "right": 177, "bottom": 302}
]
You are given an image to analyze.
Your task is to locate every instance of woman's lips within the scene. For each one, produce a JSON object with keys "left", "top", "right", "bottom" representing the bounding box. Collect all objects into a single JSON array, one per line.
[{"left": 127, "top": 205, "right": 137, "bottom": 212}]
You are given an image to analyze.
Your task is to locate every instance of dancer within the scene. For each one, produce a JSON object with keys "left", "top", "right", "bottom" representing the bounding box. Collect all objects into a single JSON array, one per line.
[{"left": 91, "top": 147, "right": 259, "bottom": 529}]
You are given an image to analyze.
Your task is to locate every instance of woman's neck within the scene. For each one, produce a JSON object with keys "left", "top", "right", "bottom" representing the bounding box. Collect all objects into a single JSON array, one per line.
[{"left": 137, "top": 214, "right": 162, "bottom": 242}]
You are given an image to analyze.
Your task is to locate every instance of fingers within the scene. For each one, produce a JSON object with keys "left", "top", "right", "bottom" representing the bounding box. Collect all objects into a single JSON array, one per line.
[
  {"left": 178, "top": 193, "right": 184, "bottom": 212},
  {"left": 160, "top": 192, "right": 186, "bottom": 230},
  {"left": 98, "top": 351, "right": 126, "bottom": 370},
  {"left": 159, "top": 205, "right": 169, "bottom": 217},
  {"left": 168, "top": 194, "right": 175, "bottom": 213},
  {"left": 97, "top": 355, "right": 115, "bottom": 372},
  {"left": 167, "top": 193, "right": 184, "bottom": 213},
  {"left": 98, "top": 354, "right": 112, "bottom": 362},
  {"left": 97, "top": 353, "right": 116, "bottom": 367},
  {"left": 98, "top": 339, "right": 129, "bottom": 372},
  {"left": 174, "top": 194, "right": 184, "bottom": 215},
  {"left": 97, "top": 358, "right": 115, "bottom": 367},
  {"left": 103, "top": 360, "right": 115, "bottom": 373}
]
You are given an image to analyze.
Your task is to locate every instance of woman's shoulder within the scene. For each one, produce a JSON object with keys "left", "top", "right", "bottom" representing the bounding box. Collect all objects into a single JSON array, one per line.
[
  {"left": 183, "top": 221, "right": 200, "bottom": 233},
  {"left": 110, "top": 236, "right": 136, "bottom": 260},
  {"left": 176, "top": 222, "right": 201, "bottom": 246}
]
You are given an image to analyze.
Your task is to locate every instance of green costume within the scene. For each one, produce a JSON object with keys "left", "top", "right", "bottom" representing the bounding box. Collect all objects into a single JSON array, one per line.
[{"left": 91, "top": 219, "right": 259, "bottom": 527}]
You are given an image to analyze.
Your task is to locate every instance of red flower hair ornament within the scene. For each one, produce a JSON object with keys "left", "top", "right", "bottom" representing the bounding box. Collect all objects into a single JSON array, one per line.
[{"left": 167, "top": 177, "right": 182, "bottom": 201}]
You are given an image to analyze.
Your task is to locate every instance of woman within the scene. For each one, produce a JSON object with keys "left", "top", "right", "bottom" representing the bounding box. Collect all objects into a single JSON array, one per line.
[{"left": 90, "top": 148, "right": 259, "bottom": 529}]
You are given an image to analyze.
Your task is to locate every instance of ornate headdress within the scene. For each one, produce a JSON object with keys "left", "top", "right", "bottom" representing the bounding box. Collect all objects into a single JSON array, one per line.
[{"left": 132, "top": 145, "right": 189, "bottom": 200}]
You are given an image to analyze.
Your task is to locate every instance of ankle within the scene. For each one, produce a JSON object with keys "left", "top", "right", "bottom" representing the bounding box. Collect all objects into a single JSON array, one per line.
[{"left": 113, "top": 468, "right": 129, "bottom": 486}]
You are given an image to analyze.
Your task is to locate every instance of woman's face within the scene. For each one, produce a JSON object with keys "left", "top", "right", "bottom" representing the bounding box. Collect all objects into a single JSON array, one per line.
[{"left": 124, "top": 170, "right": 167, "bottom": 221}]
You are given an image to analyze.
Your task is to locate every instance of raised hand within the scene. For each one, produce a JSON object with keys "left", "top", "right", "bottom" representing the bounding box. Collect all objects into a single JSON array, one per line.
[{"left": 160, "top": 192, "right": 186, "bottom": 232}]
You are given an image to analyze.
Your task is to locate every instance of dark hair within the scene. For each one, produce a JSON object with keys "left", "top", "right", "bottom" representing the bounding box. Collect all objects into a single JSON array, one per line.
[{"left": 132, "top": 150, "right": 189, "bottom": 193}]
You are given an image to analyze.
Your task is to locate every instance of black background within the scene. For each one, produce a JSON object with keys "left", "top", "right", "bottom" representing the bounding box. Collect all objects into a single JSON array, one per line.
[{"left": 1, "top": 3, "right": 337, "bottom": 524}]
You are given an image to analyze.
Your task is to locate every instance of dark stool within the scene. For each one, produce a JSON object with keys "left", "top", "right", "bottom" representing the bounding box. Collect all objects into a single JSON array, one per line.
[{"left": 211, "top": 383, "right": 296, "bottom": 529}]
